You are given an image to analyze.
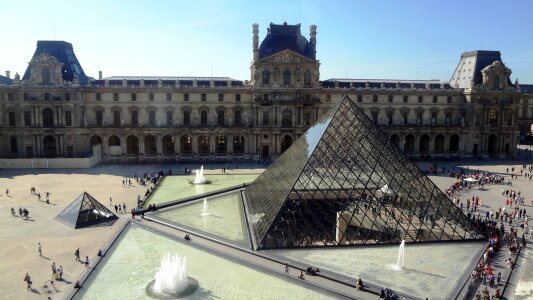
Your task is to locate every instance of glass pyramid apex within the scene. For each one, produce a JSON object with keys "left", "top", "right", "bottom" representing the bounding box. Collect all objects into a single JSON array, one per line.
[{"left": 244, "top": 95, "right": 484, "bottom": 250}]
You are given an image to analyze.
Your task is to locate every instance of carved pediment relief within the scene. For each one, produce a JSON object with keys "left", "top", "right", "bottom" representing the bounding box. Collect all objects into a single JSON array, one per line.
[
  {"left": 28, "top": 53, "right": 64, "bottom": 86},
  {"left": 260, "top": 50, "right": 314, "bottom": 64},
  {"left": 481, "top": 61, "right": 511, "bottom": 90}
]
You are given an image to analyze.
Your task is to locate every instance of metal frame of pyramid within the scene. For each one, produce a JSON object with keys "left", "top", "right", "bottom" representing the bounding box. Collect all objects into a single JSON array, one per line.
[
  {"left": 55, "top": 192, "right": 118, "bottom": 229},
  {"left": 244, "top": 95, "right": 485, "bottom": 250}
]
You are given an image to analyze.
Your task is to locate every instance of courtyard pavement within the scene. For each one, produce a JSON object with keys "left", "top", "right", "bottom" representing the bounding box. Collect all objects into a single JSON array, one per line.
[{"left": 0, "top": 159, "right": 531, "bottom": 299}]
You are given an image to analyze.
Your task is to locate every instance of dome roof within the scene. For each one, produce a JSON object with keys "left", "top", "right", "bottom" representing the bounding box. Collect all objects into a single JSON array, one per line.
[{"left": 258, "top": 23, "right": 315, "bottom": 60}]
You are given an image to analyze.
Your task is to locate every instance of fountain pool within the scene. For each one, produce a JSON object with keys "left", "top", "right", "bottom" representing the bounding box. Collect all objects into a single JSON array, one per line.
[
  {"left": 74, "top": 224, "right": 338, "bottom": 300},
  {"left": 192, "top": 166, "right": 207, "bottom": 184},
  {"left": 144, "top": 174, "right": 259, "bottom": 206},
  {"left": 266, "top": 241, "right": 486, "bottom": 300},
  {"left": 153, "top": 191, "right": 249, "bottom": 248}
]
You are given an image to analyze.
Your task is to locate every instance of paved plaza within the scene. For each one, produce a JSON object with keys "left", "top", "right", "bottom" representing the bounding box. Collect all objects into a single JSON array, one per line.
[{"left": 0, "top": 160, "right": 531, "bottom": 299}]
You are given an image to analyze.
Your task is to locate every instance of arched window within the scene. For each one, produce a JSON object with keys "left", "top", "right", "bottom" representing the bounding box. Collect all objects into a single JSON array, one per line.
[
  {"left": 42, "top": 108, "right": 54, "bottom": 127},
  {"left": 233, "top": 136, "right": 245, "bottom": 154},
  {"left": 42, "top": 68, "right": 51, "bottom": 85},
  {"left": 180, "top": 135, "right": 192, "bottom": 154},
  {"left": 43, "top": 135, "right": 57, "bottom": 157},
  {"left": 262, "top": 70, "right": 270, "bottom": 84},
  {"left": 283, "top": 70, "right": 291, "bottom": 85},
  {"left": 90, "top": 135, "right": 102, "bottom": 146},
  {"left": 493, "top": 76, "right": 500, "bottom": 89},
  {"left": 404, "top": 134, "right": 415, "bottom": 153},
  {"left": 282, "top": 109, "right": 293, "bottom": 127},
  {"left": 303, "top": 70, "right": 312, "bottom": 86}
]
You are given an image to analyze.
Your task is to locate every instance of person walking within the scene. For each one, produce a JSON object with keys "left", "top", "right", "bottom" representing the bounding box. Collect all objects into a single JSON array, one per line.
[
  {"left": 51, "top": 262, "right": 57, "bottom": 275},
  {"left": 38, "top": 243, "right": 42, "bottom": 257},
  {"left": 284, "top": 262, "right": 289, "bottom": 274},
  {"left": 57, "top": 266, "right": 63, "bottom": 279},
  {"left": 24, "top": 273, "right": 32, "bottom": 290},
  {"left": 75, "top": 248, "right": 80, "bottom": 262},
  {"left": 84, "top": 256, "right": 89, "bottom": 269},
  {"left": 109, "top": 197, "right": 112, "bottom": 206}
]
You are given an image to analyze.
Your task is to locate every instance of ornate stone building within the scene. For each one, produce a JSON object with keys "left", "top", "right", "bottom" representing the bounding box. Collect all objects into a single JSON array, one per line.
[{"left": 0, "top": 23, "right": 529, "bottom": 163}]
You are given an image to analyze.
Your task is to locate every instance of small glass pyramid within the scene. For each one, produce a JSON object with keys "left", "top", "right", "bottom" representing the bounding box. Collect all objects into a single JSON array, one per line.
[{"left": 55, "top": 192, "right": 117, "bottom": 228}]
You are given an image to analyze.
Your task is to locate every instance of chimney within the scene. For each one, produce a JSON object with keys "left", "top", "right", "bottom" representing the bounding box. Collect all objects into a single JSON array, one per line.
[
  {"left": 5, "top": 70, "right": 10, "bottom": 79},
  {"left": 98, "top": 71, "right": 102, "bottom": 80},
  {"left": 252, "top": 23, "right": 259, "bottom": 60},
  {"left": 309, "top": 25, "right": 317, "bottom": 53}
]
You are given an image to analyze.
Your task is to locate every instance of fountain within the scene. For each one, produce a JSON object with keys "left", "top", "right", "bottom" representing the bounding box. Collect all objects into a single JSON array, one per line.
[
  {"left": 200, "top": 198, "right": 210, "bottom": 216},
  {"left": 193, "top": 166, "right": 206, "bottom": 184},
  {"left": 393, "top": 240, "right": 405, "bottom": 271},
  {"left": 146, "top": 253, "right": 198, "bottom": 299}
]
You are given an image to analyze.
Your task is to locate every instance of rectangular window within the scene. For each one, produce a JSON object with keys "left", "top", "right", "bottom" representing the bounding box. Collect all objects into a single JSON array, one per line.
[
  {"left": 371, "top": 111, "right": 378, "bottom": 124},
  {"left": 24, "top": 93, "right": 29, "bottom": 101},
  {"left": 218, "top": 93, "right": 224, "bottom": 101},
  {"left": 96, "top": 93, "right": 101, "bottom": 101},
  {"left": 235, "top": 94, "right": 241, "bottom": 102},
  {"left": 183, "top": 111, "right": 190, "bottom": 125},
  {"left": 26, "top": 146, "right": 33, "bottom": 158},
  {"left": 131, "top": 111, "right": 138, "bottom": 125},
  {"left": 217, "top": 110, "right": 225, "bottom": 126},
  {"left": 131, "top": 93, "right": 136, "bottom": 101},
  {"left": 357, "top": 95, "right": 362, "bottom": 102},
  {"left": 8, "top": 112, "right": 16, "bottom": 126},
  {"left": 65, "top": 111, "right": 72, "bottom": 126},
  {"left": 200, "top": 111, "right": 208, "bottom": 125},
  {"left": 24, "top": 111, "right": 31, "bottom": 126},
  {"left": 149, "top": 110, "right": 156, "bottom": 125},
  {"left": 184, "top": 93, "right": 189, "bottom": 101},
  {"left": 262, "top": 111, "right": 269, "bottom": 126},
  {"left": 96, "top": 111, "right": 103, "bottom": 126},
  {"left": 326, "top": 95, "right": 331, "bottom": 102},
  {"left": 166, "top": 111, "right": 173, "bottom": 125},
  {"left": 201, "top": 93, "right": 207, "bottom": 101},
  {"left": 234, "top": 111, "right": 242, "bottom": 126},
  {"left": 65, "top": 93, "right": 71, "bottom": 101},
  {"left": 114, "top": 111, "right": 121, "bottom": 126},
  {"left": 149, "top": 93, "right": 155, "bottom": 101},
  {"left": 113, "top": 93, "right": 119, "bottom": 101},
  {"left": 447, "top": 96, "right": 452, "bottom": 103},
  {"left": 44, "top": 93, "right": 50, "bottom": 101},
  {"left": 8, "top": 93, "right": 14, "bottom": 101},
  {"left": 166, "top": 93, "right": 172, "bottom": 101}
]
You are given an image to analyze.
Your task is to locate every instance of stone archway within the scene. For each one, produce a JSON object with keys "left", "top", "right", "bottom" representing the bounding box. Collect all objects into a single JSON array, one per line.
[
  {"left": 43, "top": 135, "right": 57, "bottom": 157},
  {"left": 449, "top": 134, "right": 459, "bottom": 152}
]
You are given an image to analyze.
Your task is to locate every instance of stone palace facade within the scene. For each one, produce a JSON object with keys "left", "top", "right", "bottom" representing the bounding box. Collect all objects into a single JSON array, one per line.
[{"left": 1, "top": 22, "right": 532, "bottom": 163}]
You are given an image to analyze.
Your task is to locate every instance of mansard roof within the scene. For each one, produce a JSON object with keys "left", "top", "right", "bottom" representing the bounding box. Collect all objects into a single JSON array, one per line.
[
  {"left": 449, "top": 50, "right": 512, "bottom": 89},
  {"left": 0, "top": 75, "right": 13, "bottom": 85},
  {"left": 22, "top": 41, "right": 88, "bottom": 85},
  {"left": 258, "top": 23, "right": 315, "bottom": 60},
  {"left": 322, "top": 78, "right": 451, "bottom": 89}
]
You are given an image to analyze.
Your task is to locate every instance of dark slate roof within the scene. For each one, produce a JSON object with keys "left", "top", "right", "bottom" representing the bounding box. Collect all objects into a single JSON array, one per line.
[
  {"left": 91, "top": 76, "right": 245, "bottom": 87},
  {"left": 258, "top": 23, "right": 315, "bottom": 60},
  {"left": 0, "top": 75, "right": 12, "bottom": 85},
  {"left": 520, "top": 84, "right": 533, "bottom": 94},
  {"left": 22, "top": 41, "right": 88, "bottom": 85},
  {"left": 322, "top": 78, "right": 450, "bottom": 89},
  {"left": 449, "top": 50, "right": 511, "bottom": 89}
]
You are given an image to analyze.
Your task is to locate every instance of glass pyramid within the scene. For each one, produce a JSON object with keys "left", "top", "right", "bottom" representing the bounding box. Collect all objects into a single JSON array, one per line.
[
  {"left": 55, "top": 192, "right": 118, "bottom": 228},
  {"left": 244, "top": 95, "right": 484, "bottom": 250}
]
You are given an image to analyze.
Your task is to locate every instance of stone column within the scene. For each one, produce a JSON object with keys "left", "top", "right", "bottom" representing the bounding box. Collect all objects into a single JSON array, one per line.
[
  {"left": 139, "top": 135, "right": 145, "bottom": 154},
  {"left": 174, "top": 134, "right": 180, "bottom": 154},
  {"left": 156, "top": 135, "right": 163, "bottom": 155},
  {"left": 192, "top": 134, "right": 198, "bottom": 154}
]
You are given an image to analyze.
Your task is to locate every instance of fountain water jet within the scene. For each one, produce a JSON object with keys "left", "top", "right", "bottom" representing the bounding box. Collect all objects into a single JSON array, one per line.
[
  {"left": 146, "top": 253, "right": 198, "bottom": 299},
  {"left": 200, "top": 198, "right": 210, "bottom": 216},
  {"left": 193, "top": 166, "right": 206, "bottom": 184},
  {"left": 393, "top": 240, "right": 405, "bottom": 271}
]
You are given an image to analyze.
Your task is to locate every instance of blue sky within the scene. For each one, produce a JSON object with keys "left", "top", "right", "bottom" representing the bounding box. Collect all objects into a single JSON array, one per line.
[{"left": 1, "top": 0, "right": 532, "bottom": 82}]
